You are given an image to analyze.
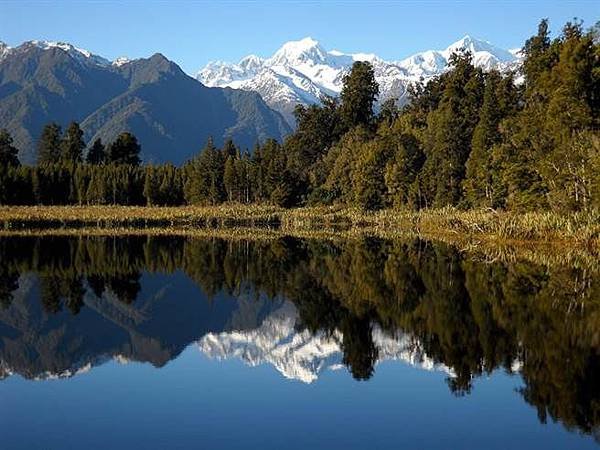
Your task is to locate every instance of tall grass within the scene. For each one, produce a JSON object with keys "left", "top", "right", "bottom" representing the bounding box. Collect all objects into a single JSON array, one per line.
[{"left": 0, "top": 204, "right": 598, "bottom": 246}]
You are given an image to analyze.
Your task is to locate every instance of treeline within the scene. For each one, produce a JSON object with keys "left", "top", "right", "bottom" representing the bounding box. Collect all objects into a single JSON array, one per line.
[
  {"left": 0, "top": 19, "right": 598, "bottom": 211},
  {"left": 0, "top": 123, "right": 296, "bottom": 206}
]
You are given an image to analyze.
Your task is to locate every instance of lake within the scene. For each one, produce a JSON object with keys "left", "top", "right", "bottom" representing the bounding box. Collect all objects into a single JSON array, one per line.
[{"left": 0, "top": 234, "right": 598, "bottom": 449}]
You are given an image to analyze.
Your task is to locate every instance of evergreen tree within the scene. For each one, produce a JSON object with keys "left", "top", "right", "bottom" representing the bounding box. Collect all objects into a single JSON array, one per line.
[
  {"left": 37, "top": 123, "right": 62, "bottom": 164},
  {"left": 419, "top": 51, "right": 484, "bottom": 207},
  {"left": 184, "top": 138, "right": 225, "bottom": 205},
  {"left": 353, "top": 140, "right": 388, "bottom": 211},
  {"left": 340, "top": 61, "right": 380, "bottom": 130},
  {"left": 222, "top": 139, "right": 237, "bottom": 159},
  {"left": 223, "top": 154, "right": 239, "bottom": 202},
  {"left": 107, "top": 132, "right": 141, "bottom": 165},
  {"left": 322, "top": 127, "right": 372, "bottom": 204},
  {"left": 463, "top": 71, "right": 519, "bottom": 208},
  {"left": 0, "top": 129, "right": 20, "bottom": 167},
  {"left": 143, "top": 166, "right": 160, "bottom": 206},
  {"left": 261, "top": 139, "right": 292, "bottom": 206},
  {"left": 60, "top": 122, "right": 85, "bottom": 163},
  {"left": 377, "top": 97, "right": 400, "bottom": 127},
  {"left": 285, "top": 96, "right": 342, "bottom": 200},
  {"left": 384, "top": 132, "right": 424, "bottom": 208},
  {"left": 86, "top": 169, "right": 108, "bottom": 205},
  {"left": 87, "top": 138, "right": 106, "bottom": 165}
]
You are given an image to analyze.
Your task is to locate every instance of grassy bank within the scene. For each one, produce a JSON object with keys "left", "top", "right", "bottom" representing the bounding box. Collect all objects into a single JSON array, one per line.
[{"left": 0, "top": 204, "right": 598, "bottom": 245}]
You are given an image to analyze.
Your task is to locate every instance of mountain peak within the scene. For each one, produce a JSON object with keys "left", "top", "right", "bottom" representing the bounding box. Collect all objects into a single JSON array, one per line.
[
  {"left": 269, "top": 37, "right": 328, "bottom": 66},
  {"left": 198, "top": 35, "right": 521, "bottom": 127},
  {"left": 286, "top": 36, "right": 320, "bottom": 50},
  {"left": 22, "top": 40, "right": 111, "bottom": 66},
  {"left": 445, "top": 35, "right": 516, "bottom": 62}
]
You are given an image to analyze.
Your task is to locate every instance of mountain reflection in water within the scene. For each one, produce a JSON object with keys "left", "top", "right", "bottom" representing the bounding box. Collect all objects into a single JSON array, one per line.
[{"left": 0, "top": 235, "right": 599, "bottom": 441}]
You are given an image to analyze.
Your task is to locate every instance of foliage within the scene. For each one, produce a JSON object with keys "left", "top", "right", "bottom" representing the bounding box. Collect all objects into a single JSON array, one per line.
[{"left": 0, "top": 19, "right": 598, "bottom": 215}]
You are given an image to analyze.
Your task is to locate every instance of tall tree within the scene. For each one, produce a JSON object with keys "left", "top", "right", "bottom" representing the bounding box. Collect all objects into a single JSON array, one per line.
[
  {"left": 0, "top": 129, "right": 20, "bottom": 167},
  {"left": 340, "top": 61, "right": 380, "bottom": 130},
  {"left": 60, "top": 122, "right": 85, "bottom": 163},
  {"left": 418, "top": 51, "right": 484, "bottom": 207},
  {"left": 107, "top": 132, "right": 141, "bottom": 166},
  {"left": 37, "top": 123, "right": 62, "bottom": 164},
  {"left": 184, "top": 138, "right": 225, "bottom": 205},
  {"left": 87, "top": 138, "right": 106, "bottom": 165},
  {"left": 223, "top": 154, "right": 240, "bottom": 203},
  {"left": 463, "top": 71, "right": 519, "bottom": 208}
]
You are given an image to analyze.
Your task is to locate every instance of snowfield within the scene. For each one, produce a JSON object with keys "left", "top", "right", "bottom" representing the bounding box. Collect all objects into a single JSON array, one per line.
[{"left": 198, "top": 36, "right": 521, "bottom": 126}]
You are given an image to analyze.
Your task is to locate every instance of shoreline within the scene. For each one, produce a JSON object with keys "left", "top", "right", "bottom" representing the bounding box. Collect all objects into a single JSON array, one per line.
[
  {"left": 0, "top": 204, "right": 598, "bottom": 246},
  {"left": 0, "top": 205, "right": 598, "bottom": 268}
]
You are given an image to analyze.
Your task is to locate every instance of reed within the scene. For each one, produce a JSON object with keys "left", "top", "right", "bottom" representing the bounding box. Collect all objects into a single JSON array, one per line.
[{"left": 0, "top": 204, "right": 598, "bottom": 247}]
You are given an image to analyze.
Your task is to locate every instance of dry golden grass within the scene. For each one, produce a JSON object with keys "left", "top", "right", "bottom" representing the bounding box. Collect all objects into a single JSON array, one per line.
[
  {"left": 0, "top": 204, "right": 598, "bottom": 247},
  {"left": 0, "top": 204, "right": 598, "bottom": 270}
]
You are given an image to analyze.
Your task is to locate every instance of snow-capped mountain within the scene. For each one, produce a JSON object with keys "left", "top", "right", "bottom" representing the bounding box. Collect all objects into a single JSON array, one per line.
[
  {"left": 0, "top": 41, "right": 10, "bottom": 61},
  {"left": 0, "top": 39, "right": 131, "bottom": 67},
  {"left": 198, "top": 36, "right": 521, "bottom": 126},
  {"left": 198, "top": 301, "right": 455, "bottom": 383}
]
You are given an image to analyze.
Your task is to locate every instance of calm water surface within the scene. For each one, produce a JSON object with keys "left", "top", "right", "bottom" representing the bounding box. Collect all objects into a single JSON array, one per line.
[{"left": 0, "top": 235, "right": 598, "bottom": 449}]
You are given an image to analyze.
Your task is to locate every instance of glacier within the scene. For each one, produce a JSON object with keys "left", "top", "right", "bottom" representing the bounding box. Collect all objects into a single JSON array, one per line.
[{"left": 198, "top": 35, "right": 522, "bottom": 126}]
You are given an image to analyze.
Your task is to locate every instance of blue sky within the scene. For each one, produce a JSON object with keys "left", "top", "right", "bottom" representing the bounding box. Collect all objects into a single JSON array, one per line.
[{"left": 1, "top": 1, "right": 598, "bottom": 73}]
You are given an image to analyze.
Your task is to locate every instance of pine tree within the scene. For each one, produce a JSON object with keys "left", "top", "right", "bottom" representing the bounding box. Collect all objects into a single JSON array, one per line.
[
  {"left": 184, "top": 138, "right": 225, "bottom": 205},
  {"left": 60, "top": 122, "right": 85, "bottom": 163},
  {"left": 87, "top": 138, "right": 106, "bottom": 165},
  {"left": 107, "top": 132, "right": 141, "bottom": 165},
  {"left": 0, "top": 129, "right": 20, "bottom": 167},
  {"left": 222, "top": 139, "right": 237, "bottom": 159},
  {"left": 37, "top": 123, "right": 62, "bottom": 164}
]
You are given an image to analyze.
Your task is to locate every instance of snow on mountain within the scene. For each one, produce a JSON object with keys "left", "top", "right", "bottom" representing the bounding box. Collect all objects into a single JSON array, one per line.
[
  {"left": 0, "top": 39, "right": 132, "bottom": 68},
  {"left": 198, "top": 35, "right": 521, "bottom": 126},
  {"left": 27, "top": 40, "right": 112, "bottom": 66},
  {"left": 112, "top": 56, "right": 132, "bottom": 67},
  {"left": 0, "top": 41, "right": 10, "bottom": 61},
  {"left": 198, "top": 301, "right": 455, "bottom": 383}
]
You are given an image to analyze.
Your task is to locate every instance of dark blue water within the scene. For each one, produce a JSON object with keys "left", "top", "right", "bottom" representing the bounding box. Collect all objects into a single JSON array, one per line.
[{"left": 0, "top": 235, "right": 597, "bottom": 449}]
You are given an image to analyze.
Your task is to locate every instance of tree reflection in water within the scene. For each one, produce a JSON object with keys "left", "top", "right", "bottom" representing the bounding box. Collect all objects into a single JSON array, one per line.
[{"left": 0, "top": 235, "right": 598, "bottom": 435}]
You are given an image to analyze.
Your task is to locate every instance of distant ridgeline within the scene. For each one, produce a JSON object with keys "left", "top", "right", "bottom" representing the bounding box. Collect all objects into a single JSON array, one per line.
[
  {"left": 0, "top": 19, "right": 598, "bottom": 212},
  {"left": 1, "top": 234, "right": 599, "bottom": 435},
  {"left": 0, "top": 43, "right": 290, "bottom": 165}
]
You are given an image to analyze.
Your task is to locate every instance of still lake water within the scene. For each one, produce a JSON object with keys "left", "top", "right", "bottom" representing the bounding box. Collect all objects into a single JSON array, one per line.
[{"left": 0, "top": 235, "right": 598, "bottom": 449}]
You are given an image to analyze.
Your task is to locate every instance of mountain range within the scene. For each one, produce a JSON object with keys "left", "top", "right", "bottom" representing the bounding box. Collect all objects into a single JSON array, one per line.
[
  {"left": 198, "top": 36, "right": 521, "bottom": 126},
  {"left": 0, "top": 40, "right": 291, "bottom": 164},
  {"left": 0, "top": 273, "right": 461, "bottom": 383},
  {"left": 199, "top": 301, "right": 455, "bottom": 383},
  {"left": 0, "top": 36, "right": 520, "bottom": 164}
]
